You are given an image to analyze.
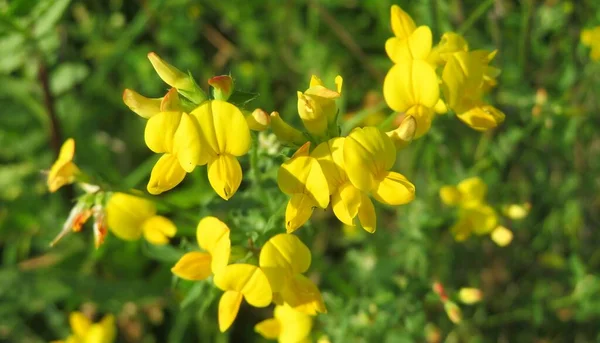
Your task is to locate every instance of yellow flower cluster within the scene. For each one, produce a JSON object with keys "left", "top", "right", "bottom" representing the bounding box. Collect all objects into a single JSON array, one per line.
[
  {"left": 383, "top": 5, "right": 505, "bottom": 136},
  {"left": 171, "top": 217, "right": 324, "bottom": 333},
  {"left": 440, "top": 177, "right": 518, "bottom": 246}
]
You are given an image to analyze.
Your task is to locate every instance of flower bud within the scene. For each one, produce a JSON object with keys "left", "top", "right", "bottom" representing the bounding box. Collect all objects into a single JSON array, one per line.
[
  {"left": 502, "top": 203, "right": 530, "bottom": 220},
  {"left": 246, "top": 108, "right": 270, "bottom": 131},
  {"left": 147, "top": 52, "right": 206, "bottom": 104},
  {"left": 270, "top": 111, "right": 307, "bottom": 146},
  {"left": 491, "top": 225, "right": 513, "bottom": 247},
  {"left": 297, "top": 91, "right": 327, "bottom": 137},
  {"left": 160, "top": 88, "right": 182, "bottom": 112},
  {"left": 122, "top": 89, "right": 162, "bottom": 119},
  {"left": 50, "top": 202, "right": 92, "bottom": 247},
  {"left": 92, "top": 205, "right": 108, "bottom": 249},
  {"left": 390, "top": 5, "right": 416, "bottom": 40},
  {"left": 208, "top": 75, "right": 234, "bottom": 101},
  {"left": 458, "top": 287, "right": 483, "bottom": 305},
  {"left": 444, "top": 301, "right": 462, "bottom": 324}
]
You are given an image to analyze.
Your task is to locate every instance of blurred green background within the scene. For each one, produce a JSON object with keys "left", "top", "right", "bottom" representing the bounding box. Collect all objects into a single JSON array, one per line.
[{"left": 2, "top": 0, "right": 600, "bottom": 342}]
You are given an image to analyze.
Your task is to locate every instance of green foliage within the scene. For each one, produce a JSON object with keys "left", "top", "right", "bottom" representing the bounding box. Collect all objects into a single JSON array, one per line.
[{"left": 1, "top": 0, "right": 600, "bottom": 342}]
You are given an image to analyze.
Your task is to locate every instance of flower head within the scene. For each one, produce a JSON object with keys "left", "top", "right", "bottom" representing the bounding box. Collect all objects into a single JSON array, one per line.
[
  {"left": 297, "top": 75, "right": 343, "bottom": 138},
  {"left": 52, "top": 312, "right": 116, "bottom": 343},
  {"left": 255, "top": 304, "right": 313, "bottom": 343}
]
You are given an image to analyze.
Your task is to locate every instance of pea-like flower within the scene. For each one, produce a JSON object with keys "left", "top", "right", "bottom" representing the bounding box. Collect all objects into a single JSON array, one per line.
[
  {"left": 51, "top": 312, "right": 115, "bottom": 343},
  {"left": 213, "top": 264, "right": 272, "bottom": 332},
  {"left": 343, "top": 127, "right": 415, "bottom": 208},
  {"left": 297, "top": 75, "right": 343, "bottom": 138},
  {"left": 277, "top": 143, "right": 329, "bottom": 233},
  {"left": 255, "top": 304, "right": 313, "bottom": 343},
  {"left": 259, "top": 233, "right": 326, "bottom": 315},
  {"left": 47, "top": 138, "right": 80, "bottom": 192},
  {"left": 106, "top": 192, "right": 176, "bottom": 245},
  {"left": 171, "top": 216, "right": 231, "bottom": 280}
]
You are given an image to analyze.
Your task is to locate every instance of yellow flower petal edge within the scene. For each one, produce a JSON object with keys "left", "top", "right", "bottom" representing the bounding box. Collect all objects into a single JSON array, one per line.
[
  {"left": 196, "top": 216, "right": 231, "bottom": 274},
  {"left": 147, "top": 153, "right": 186, "bottom": 195},
  {"left": 213, "top": 264, "right": 273, "bottom": 307},
  {"left": 47, "top": 138, "right": 80, "bottom": 192},
  {"left": 260, "top": 233, "right": 312, "bottom": 291},
  {"left": 171, "top": 252, "right": 212, "bottom": 280}
]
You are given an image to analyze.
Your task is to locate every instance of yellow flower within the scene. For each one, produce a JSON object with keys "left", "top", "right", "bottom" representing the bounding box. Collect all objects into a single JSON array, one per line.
[
  {"left": 52, "top": 312, "right": 116, "bottom": 343},
  {"left": 491, "top": 225, "right": 513, "bottom": 247},
  {"left": 383, "top": 59, "right": 440, "bottom": 138},
  {"left": 385, "top": 116, "right": 417, "bottom": 150},
  {"left": 106, "top": 192, "right": 176, "bottom": 245},
  {"left": 312, "top": 138, "right": 376, "bottom": 233},
  {"left": 189, "top": 100, "right": 251, "bottom": 200},
  {"left": 277, "top": 143, "right": 329, "bottom": 233},
  {"left": 259, "top": 234, "right": 326, "bottom": 315},
  {"left": 385, "top": 25, "right": 433, "bottom": 63},
  {"left": 450, "top": 203, "right": 498, "bottom": 241},
  {"left": 297, "top": 75, "right": 343, "bottom": 138},
  {"left": 343, "top": 127, "right": 415, "bottom": 207},
  {"left": 171, "top": 216, "right": 231, "bottom": 279},
  {"left": 390, "top": 4, "right": 416, "bottom": 40},
  {"left": 213, "top": 264, "right": 272, "bottom": 332},
  {"left": 255, "top": 304, "right": 313, "bottom": 343},
  {"left": 122, "top": 89, "right": 162, "bottom": 119},
  {"left": 458, "top": 287, "right": 483, "bottom": 305},
  {"left": 246, "top": 108, "right": 271, "bottom": 132},
  {"left": 581, "top": 27, "right": 600, "bottom": 61},
  {"left": 428, "top": 32, "right": 469, "bottom": 66},
  {"left": 47, "top": 138, "right": 80, "bottom": 192},
  {"left": 439, "top": 177, "right": 487, "bottom": 207},
  {"left": 270, "top": 111, "right": 307, "bottom": 147}
]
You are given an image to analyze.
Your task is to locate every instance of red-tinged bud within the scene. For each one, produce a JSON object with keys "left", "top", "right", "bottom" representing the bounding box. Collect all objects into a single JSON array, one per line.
[
  {"left": 92, "top": 205, "right": 108, "bottom": 249},
  {"left": 208, "top": 75, "right": 234, "bottom": 101},
  {"left": 444, "top": 301, "right": 462, "bottom": 324},
  {"left": 432, "top": 281, "right": 448, "bottom": 302},
  {"left": 246, "top": 108, "right": 270, "bottom": 131},
  {"left": 160, "top": 88, "right": 181, "bottom": 111},
  {"left": 51, "top": 203, "right": 90, "bottom": 247}
]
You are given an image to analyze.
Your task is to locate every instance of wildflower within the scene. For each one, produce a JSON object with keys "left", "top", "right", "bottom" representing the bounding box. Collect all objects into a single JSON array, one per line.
[
  {"left": 312, "top": 138, "right": 376, "bottom": 233},
  {"left": 297, "top": 75, "right": 343, "bottom": 138},
  {"left": 277, "top": 143, "right": 329, "bottom": 232},
  {"left": 386, "top": 116, "right": 417, "bottom": 150},
  {"left": 439, "top": 177, "right": 487, "bottom": 207},
  {"left": 384, "top": 5, "right": 417, "bottom": 60},
  {"left": 52, "top": 312, "right": 115, "bottom": 343},
  {"left": 343, "top": 127, "right": 415, "bottom": 207},
  {"left": 270, "top": 111, "right": 307, "bottom": 147},
  {"left": 50, "top": 201, "right": 93, "bottom": 247},
  {"left": 92, "top": 205, "right": 108, "bottom": 248},
  {"left": 581, "top": 26, "right": 600, "bottom": 61},
  {"left": 428, "top": 32, "right": 469, "bottom": 66},
  {"left": 444, "top": 301, "right": 462, "bottom": 324},
  {"left": 259, "top": 234, "right": 326, "bottom": 315},
  {"left": 255, "top": 304, "right": 312, "bottom": 343},
  {"left": 147, "top": 52, "right": 206, "bottom": 104},
  {"left": 246, "top": 108, "right": 271, "bottom": 131},
  {"left": 503, "top": 203, "right": 530, "bottom": 220},
  {"left": 458, "top": 287, "right": 483, "bottom": 304},
  {"left": 450, "top": 203, "right": 498, "bottom": 241},
  {"left": 491, "top": 225, "right": 513, "bottom": 247},
  {"left": 208, "top": 75, "right": 234, "bottom": 101},
  {"left": 171, "top": 216, "right": 230, "bottom": 280},
  {"left": 213, "top": 264, "right": 272, "bottom": 332},
  {"left": 105, "top": 192, "right": 176, "bottom": 245},
  {"left": 386, "top": 25, "right": 433, "bottom": 63},
  {"left": 47, "top": 138, "right": 80, "bottom": 192},
  {"left": 383, "top": 59, "right": 440, "bottom": 138},
  {"left": 189, "top": 100, "right": 251, "bottom": 200},
  {"left": 122, "top": 89, "right": 162, "bottom": 119}
]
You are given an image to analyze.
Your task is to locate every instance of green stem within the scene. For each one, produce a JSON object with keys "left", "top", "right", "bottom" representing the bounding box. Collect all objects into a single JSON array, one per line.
[{"left": 457, "top": 0, "right": 495, "bottom": 35}]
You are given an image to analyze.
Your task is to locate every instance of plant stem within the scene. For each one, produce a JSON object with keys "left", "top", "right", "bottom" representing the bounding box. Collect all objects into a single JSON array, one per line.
[{"left": 457, "top": 0, "right": 495, "bottom": 35}]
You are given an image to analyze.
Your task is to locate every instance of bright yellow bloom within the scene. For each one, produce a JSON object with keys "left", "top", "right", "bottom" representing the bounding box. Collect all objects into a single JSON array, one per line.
[
  {"left": 277, "top": 143, "right": 329, "bottom": 233},
  {"left": 259, "top": 234, "right": 326, "bottom": 315},
  {"left": 270, "top": 111, "right": 308, "bottom": 147},
  {"left": 386, "top": 116, "right": 417, "bottom": 150},
  {"left": 189, "top": 100, "right": 251, "bottom": 200},
  {"left": 383, "top": 59, "right": 440, "bottom": 138},
  {"left": 428, "top": 32, "right": 469, "bottom": 66},
  {"left": 246, "top": 108, "right": 271, "bottom": 131},
  {"left": 503, "top": 203, "right": 530, "bottom": 220},
  {"left": 450, "top": 202, "right": 498, "bottom": 241},
  {"left": 343, "top": 127, "right": 415, "bottom": 207},
  {"left": 122, "top": 89, "right": 162, "bottom": 119},
  {"left": 442, "top": 50, "right": 505, "bottom": 131},
  {"left": 106, "top": 192, "right": 176, "bottom": 245},
  {"left": 439, "top": 177, "right": 487, "bottom": 207},
  {"left": 52, "top": 312, "right": 115, "bottom": 343},
  {"left": 386, "top": 25, "right": 433, "bottom": 63},
  {"left": 312, "top": 138, "right": 376, "bottom": 233},
  {"left": 213, "top": 264, "right": 272, "bottom": 332},
  {"left": 491, "top": 225, "right": 513, "bottom": 247},
  {"left": 147, "top": 52, "right": 196, "bottom": 93},
  {"left": 581, "top": 27, "right": 600, "bottom": 61},
  {"left": 171, "top": 216, "right": 231, "bottom": 279},
  {"left": 47, "top": 138, "right": 80, "bottom": 192},
  {"left": 297, "top": 75, "right": 343, "bottom": 137},
  {"left": 390, "top": 4, "right": 416, "bottom": 40},
  {"left": 458, "top": 287, "right": 483, "bottom": 305},
  {"left": 255, "top": 304, "right": 312, "bottom": 343}
]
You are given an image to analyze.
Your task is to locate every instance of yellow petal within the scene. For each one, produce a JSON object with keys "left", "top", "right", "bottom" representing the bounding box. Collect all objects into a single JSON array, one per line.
[
  {"left": 441, "top": 51, "right": 484, "bottom": 109},
  {"left": 106, "top": 192, "right": 156, "bottom": 241},
  {"left": 372, "top": 171, "right": 415, "bottom": 206},
  {"left": 439, "top": 186, "right": 462, "bottom": 206},
  {"left": 278, "top": 155, "right": 329, "bottom": 208},
  {"left": 387, "top": 25, "right": 433, "bottom": 63},
  {"left": 384, "top": 59, "right": 440, "bottom": 113},
  {"left": 246, "top": 108, "right": 271, "bottom": 131},
  {"left": 281, "top": 274, "right": 326, "bottom": 315},
  {"left": 491, "top": 225, "right": 513, "bottom": 247},
  {"left": 147, "top": 52, "right": 194, "bottom": 91},
  {"left": 343, "top": 127, "right": 396, "bottom": 192},
  {"left": 357, "top": 194, "right": 376, "bottom": 233},
  {"left": 69, "top": 311, "right": 91, "bottom": 337},
  {"left": 190, "top": 100, "right": 251, "bottom": 157},
  {"left": 297, "top": 91, "right": 328, "bottom": 137},
  {"left": 458, "top": 287, "right": 483, "bottom": 305},
  {"left": 312, "top": 138, "right": 347, "bottom": 193},
  {"left": 196, "top": 216, "right": 231, "bottom": 274},
  {"left": 142, "top": 215, "right": 176, "bottom": 245},
  {"left": 457, "top": 177, "right": 487, "bottom": 205},
  {"left": 386, "top": 116, "right": 417, "bottom": 150},
  {"left": 255, "top": 318, "right": 281, "bottom": 340},
  {"left": 48, "top": 138, "right": 79, "bottom": 192},
  {"left": 331, "top": 183, "right": 362, "bottom": 226},
  {"left": 260, "top": 234, "right": 312, "bottom": 292},
  {"left": 390, "top": 4, "right": 416, "bottom": 40},
  {"left": 218, "top": 290, "right": 243, "bottom": 332},
  {"left": 581, "top": 29, "right": 593, "bottom": 45},
  {"left": 122, "top": 89, "right": 162, "bottom": 119},
  {"left": 213, "top": 264, "right": 273, "bottom": 307},
  {"left": 285, "top": 193, "right": 317, "bottom": 233},
  {"left": 173, "top": 112, "right": 205, "bottom": 172},
  {"left": 269, "top": 111, "right": 307, "bottom": 146},
  {"left": 171, "top": 252, "right": 213, "bottom": 280},
  {"left": 456, "top": 103, "right": 505, "bottom": 131},
  {"left": 147, "top": 154, "right": 186, "bottom": 195},
  {"left": 275, "top": 304, "right": 313, "bottom": 343},
  {"left": 94, "top": 314, "right": 116, "bottom": 343},
  {"left": 207, "top": 154, "right": 242, "bottom": 200},
  {"left": 460, "top": 204, "right": 498, "bottom": 236},
  {"left": 429, "top": 32, "right": 469, "bottom": 65},
  {"left": 335, "top": 75, "right": 343, "bottom": 94},
  {"left": 160, "top": 87, "right": 181, "bottom": 111},
  {"left": 144, "top": 111, "right": 181, "bottom": 154}
]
